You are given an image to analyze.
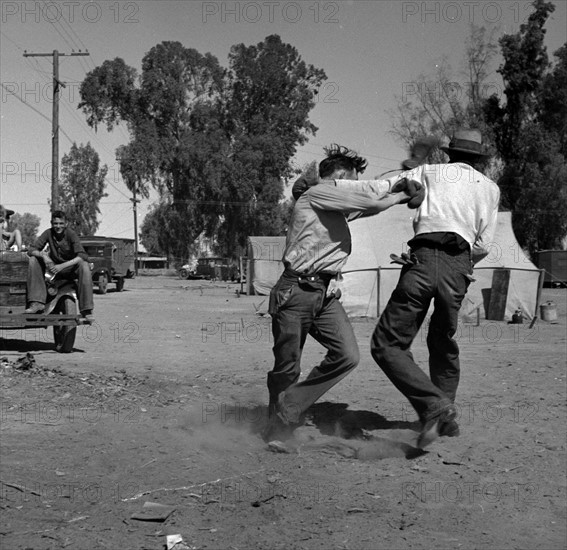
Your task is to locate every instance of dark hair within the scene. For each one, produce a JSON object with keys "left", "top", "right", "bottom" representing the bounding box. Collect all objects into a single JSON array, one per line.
[
  {"left": 447, "top": 151, "right": 486, "bottom": 169},
  {"left": 51, "top": 210, "right": 67, "bottom": 221},
  {"left": 319, "top": 144, "right": 368, "bottom": 178}
]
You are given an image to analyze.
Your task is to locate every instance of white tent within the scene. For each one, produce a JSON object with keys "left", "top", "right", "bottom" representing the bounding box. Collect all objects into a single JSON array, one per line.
[
  {"left": 246, "top": 212, "right": 542, "bottom": 320},
  {"left": 246, "top": 236, "right": 286, "bottom": 295},
  {"left": 342, "top": 210, "right": 543, "bottom": 321}
]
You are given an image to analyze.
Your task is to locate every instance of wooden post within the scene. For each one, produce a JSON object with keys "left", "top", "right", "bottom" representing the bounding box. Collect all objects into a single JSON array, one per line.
[
  {"left": 529, "top": 268, "right": 546, "bottom": 328},
  {"left": 487, "top": 268, "right": 510, "bottom": 321},
  {"left": 376, "top": 268, "right": 381, "bottom": 317},
  {"left": 246, "top": 259, "right": 251, "bottom": 296},
  {"left": 239, "top": 256, "right": 244, "bottom": 294}
]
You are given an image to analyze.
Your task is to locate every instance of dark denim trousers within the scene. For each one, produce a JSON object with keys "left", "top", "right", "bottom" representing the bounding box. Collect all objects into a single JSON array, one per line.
[
  {"left": 268, "top": 271, "right": 359, "bottom": 422},
  {"left": 27, "top": 255, "right": 94, "bottom": 312},
  {"left": 371, "top": 247, "right": 472, "bottom": 422}
]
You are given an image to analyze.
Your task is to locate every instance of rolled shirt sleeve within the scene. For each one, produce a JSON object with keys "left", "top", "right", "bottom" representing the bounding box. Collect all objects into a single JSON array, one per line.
[
  {"left": 333, "top": 178, "right": 392, "bottom": 197},
  {"left": 307, "top": 184, "right": 390, "bottom": 215}
]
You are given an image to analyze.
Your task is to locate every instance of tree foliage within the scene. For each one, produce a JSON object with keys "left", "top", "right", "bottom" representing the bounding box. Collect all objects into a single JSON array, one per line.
[
  {"left": 217, "top": 35, "right": 326, "bottom": 255},
  {"left": 59, "top": 142, "right": 108, "bottom": 236},
  {"left": 140, "top": 202, "right": 177, "bottom": 258},
  {"left": 79, "top": 36, "right": 325, "bottom": 261},
  {"left": 388, "top": 24, "right": 500, "bottom": 166},
  {"left": 483, "top": 0, "right": 567, "bottom": 255},
  {"left": 539, "top": 43, "right": 567, "bottom": 155},
  {"left": 389, "top": 2, "right": 566, "bottom": 256},
  {"left": 9, "top": 212, "right": 40, "bottom": 248},
  {"left": 81, "top": 42, "right": 231, "bottom": 263}
]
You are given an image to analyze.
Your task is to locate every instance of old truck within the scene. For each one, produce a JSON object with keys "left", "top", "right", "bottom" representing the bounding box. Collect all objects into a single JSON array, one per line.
[
  {"left": 80, "top": 237, "right": 135, "bottom": 294},
  {"left": 179, "top": 257, "right": 240, "bottom": 281},
  {"left": 0, "top": 251, "right": 91, "bottom": 353}
]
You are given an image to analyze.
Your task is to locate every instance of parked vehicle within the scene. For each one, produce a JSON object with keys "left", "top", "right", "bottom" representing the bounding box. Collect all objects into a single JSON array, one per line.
[
  {"left": 178, "top": 264, "right": 194, "bottom": 279},
  {"left": 0, "top": 251, "right": 91, "bottom": 353},
  {"left": 179, "top": 257, "right": 240, "bottom": 281},
  {"left": 80, "top": 237, "right": 135, "bottom": 294}
]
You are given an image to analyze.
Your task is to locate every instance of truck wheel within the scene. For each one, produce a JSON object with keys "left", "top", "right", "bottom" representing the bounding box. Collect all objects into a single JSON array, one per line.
[
  {"left": 116, "top": 277, "right": 124, "bottom": 292},
  {"left": 179, "top": 268, "right": 189, "bottom": 279},
  {"left": 98, "top": 273, "right": 108, "bottom": 294},
  {"left": 53, "top": 297, "right": 77, "bottom": 353}
]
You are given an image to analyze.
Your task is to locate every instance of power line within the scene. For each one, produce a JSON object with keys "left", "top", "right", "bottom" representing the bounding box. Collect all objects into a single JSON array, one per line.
[
  {"left": 39, "top": 0, "right": 93, "bottom": 74},
  {"left": 41, "top": 0, "right": 97, "bottom": 70},
  {"left": 0, "top": 29, "right": 25, "bottom": 52},
  {"left": 24, "top": 56, "right": 52, "bottom": 78},
  {"left": 19, "top": 52, "right": 133, "bottom": 202},
  {"left": 1, "top": 82, "right": 74, "bottom": 144},
  {"left": 99, "top": 204, "right": 135, "bottom": 232},
  {"left": 24, "top": 50, "right": 86, "bottom": 86},
  {"left": 299, "top": 140, "right": 402, "bottom": 163},
  {"left": 2, "top": 199, "right": 138, "bottom": 206},
  {"left": 1, "top": 86, "right": 134, "bottom": 203},
  {"left": 38, "top": 1, "right": 135, "bottom": 144},
  {"left": 23, "top": 49, "right": 90, "bottom": 210}
]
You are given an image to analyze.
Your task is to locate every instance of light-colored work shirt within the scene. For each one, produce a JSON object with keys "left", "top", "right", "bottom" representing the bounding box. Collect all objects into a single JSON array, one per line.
[
  {"left": 283, "top": 180, "right": 391, "bottom": 275},
  {"left": 401, "top": 163, "right": 500, "bottom": 263}
]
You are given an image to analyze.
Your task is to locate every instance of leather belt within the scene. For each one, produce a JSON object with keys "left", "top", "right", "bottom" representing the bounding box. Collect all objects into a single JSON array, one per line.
[{"left": 283, "top": 268, "right": 335, "bottom": 283}]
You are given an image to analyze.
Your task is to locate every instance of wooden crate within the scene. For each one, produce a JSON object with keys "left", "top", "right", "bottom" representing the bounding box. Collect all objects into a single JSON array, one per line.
[
  {"left": 1, "top": 251, "right": 29, "bottom": 279},
  {"left": 0, "top": 251, "right": 29, "bottom": 308}
]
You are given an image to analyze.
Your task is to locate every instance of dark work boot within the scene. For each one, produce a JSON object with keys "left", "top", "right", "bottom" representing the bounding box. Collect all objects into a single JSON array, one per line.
[
  {"left": 439, "top": 419, "right": 460, "bottom": 437},
  {"left": 417, "top": 405, "right": 458, "bottom": 449}
]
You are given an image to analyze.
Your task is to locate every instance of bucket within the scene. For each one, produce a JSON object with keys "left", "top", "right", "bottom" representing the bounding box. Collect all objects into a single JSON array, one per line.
[
  {"left": 511, "top": 309, "right": 524, "bottom": 324},
  {"left": 540, "top": 301, "right": 558, "bottom": 323}
]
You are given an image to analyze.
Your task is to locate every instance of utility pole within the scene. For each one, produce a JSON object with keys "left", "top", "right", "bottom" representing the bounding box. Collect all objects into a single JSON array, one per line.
[
  {"left": 116, "top": 149, "right": 141, "bottom": 278},
  {"left": 131, "top": 189, "right": 140, "bottom": 276},
  {"left": 23, "top": 50, "right": 90, "bottom": 211}
]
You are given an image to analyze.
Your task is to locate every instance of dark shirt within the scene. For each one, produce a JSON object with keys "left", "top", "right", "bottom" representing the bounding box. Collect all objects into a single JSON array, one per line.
[{"left": 29, "top": 227, "right": 88, "bottom": 263}]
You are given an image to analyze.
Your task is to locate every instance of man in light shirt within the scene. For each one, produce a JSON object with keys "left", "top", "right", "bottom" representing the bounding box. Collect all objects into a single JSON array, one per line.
[
  {"left": 371, "top": 129, "right": 500, "bottom": 448},
  {"left": 264, "top": 144, "right": 421, "bottom": 441}
]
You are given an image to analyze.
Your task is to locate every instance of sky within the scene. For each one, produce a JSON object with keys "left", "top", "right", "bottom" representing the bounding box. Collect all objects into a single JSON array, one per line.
[{"left": 1, "top": 0, "right": 566, "bottom": 249}]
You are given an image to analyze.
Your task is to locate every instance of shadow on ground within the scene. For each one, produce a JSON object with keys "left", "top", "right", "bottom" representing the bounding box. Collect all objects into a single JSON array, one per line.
[
  {"left": 193, "top": 400, "right": 426, "bottom": 461},
  {"left": 0, "top": 338, "right": 60, "bottom": 352}
]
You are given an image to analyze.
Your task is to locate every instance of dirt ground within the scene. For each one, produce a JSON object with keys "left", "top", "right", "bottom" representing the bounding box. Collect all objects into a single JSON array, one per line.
[{"left": 1, "top": 276, "right": 565, "bottom": 550}]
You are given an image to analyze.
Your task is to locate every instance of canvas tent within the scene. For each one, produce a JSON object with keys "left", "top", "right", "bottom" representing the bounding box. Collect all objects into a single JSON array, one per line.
[
  {"left": 246, "top": 211, "right": 542, "bottom": 320},
  {"left": 341, "top": 209, "right": 543, "bottom": 321},
  {"left": 246, "top": 236, "right": 286, "bottom": 295}
]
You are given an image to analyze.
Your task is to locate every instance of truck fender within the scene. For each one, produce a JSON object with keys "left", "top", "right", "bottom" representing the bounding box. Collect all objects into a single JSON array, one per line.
[{"left": 44, "top": 290, "right": 78, "bottom": 315}]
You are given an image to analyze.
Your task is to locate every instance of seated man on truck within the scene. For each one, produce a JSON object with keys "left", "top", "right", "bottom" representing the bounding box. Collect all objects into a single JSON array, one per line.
[
  {"left": 25, "top": 210, "right": 94, "bottom": 320},
  {"left": 0, "top": 205, "right": 23, "bottom": 251}
]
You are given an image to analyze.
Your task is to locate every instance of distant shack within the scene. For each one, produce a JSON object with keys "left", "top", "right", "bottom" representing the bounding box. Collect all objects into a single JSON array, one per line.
[{"left": 137, "top": 255, "right": 169, "bottom": 270}]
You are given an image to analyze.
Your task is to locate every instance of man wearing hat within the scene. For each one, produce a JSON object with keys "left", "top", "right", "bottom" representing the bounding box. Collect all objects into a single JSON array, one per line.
[
  {"left": 370, "top": 128, "right": 500, "bottom": 449},
  {"left": 0, "top": 205, "right": 22, "bottom": 251}
]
